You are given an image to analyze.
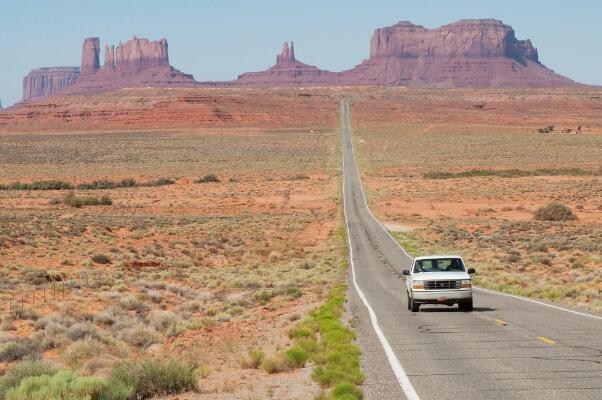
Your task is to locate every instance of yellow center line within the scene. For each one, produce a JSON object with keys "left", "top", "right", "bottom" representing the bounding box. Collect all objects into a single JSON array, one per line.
[
  {"left": 494, "top": 319, "right": 507, "bottom": 326},
  {"left": 538, "top": 336, "right": 556, "bottom": 345}
]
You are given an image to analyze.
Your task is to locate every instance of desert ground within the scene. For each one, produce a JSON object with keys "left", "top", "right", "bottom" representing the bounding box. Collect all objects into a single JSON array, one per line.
[
  {"left": 351, "top": 88, "right": 602, "bottom": 313},
  {"left": 0, "top": 89, "right": 362, "bottom": 399},
  {"left": 1, "top": 87, "right": 601, "bottom": 399}
]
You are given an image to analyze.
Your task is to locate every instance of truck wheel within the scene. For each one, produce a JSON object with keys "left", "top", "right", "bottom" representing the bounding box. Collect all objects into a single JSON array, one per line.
[
  {"left": 410, "top": 296, "right": 420, "bottom": 312},
  {"left": 459, "top": 300, "right": 473, "bottom": 312}
]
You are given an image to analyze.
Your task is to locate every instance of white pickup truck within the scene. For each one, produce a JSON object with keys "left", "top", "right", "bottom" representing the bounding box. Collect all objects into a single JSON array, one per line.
[{"left": 403, "top": 255, "right": 475, "bottom": 312}]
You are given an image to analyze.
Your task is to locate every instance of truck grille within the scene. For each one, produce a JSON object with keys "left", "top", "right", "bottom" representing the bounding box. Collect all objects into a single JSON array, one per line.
[{"left": 424, "top": 280, "right": 461, "bottom": 290}]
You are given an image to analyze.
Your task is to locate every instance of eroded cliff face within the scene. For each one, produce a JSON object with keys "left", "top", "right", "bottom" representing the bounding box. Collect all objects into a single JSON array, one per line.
[
  {"left": 21, "top": 37, "right": 197, "bottom": 100},
  {"left": 22, "top": 67, "right": 81, "bottom": 101},
  {"left": 369, "top": 20, "right": 538, "bottom": 63},
  {"left": 341, "top": 19, "right": 575, "bottom": 88},
  {"left": 113, "top": 37, "right": 169, "bottom": 71},
  {"left": 19, "top": 19, "right": 582, "bottom": 102}
]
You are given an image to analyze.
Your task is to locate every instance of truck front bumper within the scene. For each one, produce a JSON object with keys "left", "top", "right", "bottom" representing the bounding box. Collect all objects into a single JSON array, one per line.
[{"left": 412, "top": 289, "right": 472, "bottom": 304}]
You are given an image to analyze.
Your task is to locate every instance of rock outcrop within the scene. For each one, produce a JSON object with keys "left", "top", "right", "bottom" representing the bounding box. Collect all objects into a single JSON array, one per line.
[
  {"left": 340, "top": 19, "right": 576, "bottom": 87},
  {"left": 234, "top": 41, "right": 340, "bottom": 87},
  {"left": 21, "top": 37, "right": 198, "bottom": 101},
  {"left": 81, "top": 37, "right": 100, "bottom": 75},
  {"left": 22, "top": 67, "right": 81, "bottom": 101},
  {"left": 113, "top": 37, "right": 169, "bottom": 71},
  {"left": 20, "top": 19, "right": 583, "bottom": 101}
]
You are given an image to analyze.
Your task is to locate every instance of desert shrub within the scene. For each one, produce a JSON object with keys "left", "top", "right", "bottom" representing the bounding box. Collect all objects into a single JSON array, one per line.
[
  {"left": 91, "top": 254, "right": 111, "bottom": 264},
  {"left": 284, "top": 346, "right": 309, "bottom": 368},
  {"left": 149, "top": 311, "right": 177, "bottom": 332},
  {"left": 63, "top": 192, "right": 112, "bottom": 208},
  {"left": 260, "top": 355, "right": 289, "bottom": 374},
  {"left": 534, "top": 202, "right": 577, "bottom": 221},
  {"left": 239, "top": 349, "right": 265, "bottom": 369},
  {"left": 423, "top": 168, "right": 596, "bottom": 180},
  {"left": 0, "top": 180, "right": 74, "bottom": 191},
  {"left": 65, "top": 322, "right": 99, "bottom": 341},
  {"left": 118, "top": 326, "right": 160, "bottom": 349},
  {"left": 0, "top": 360, "right": 58, "bottom": 399},
  {"left": 331, "top": 383, "right": 363, "bottom": 400},
  {"left": 6, "top": 370, "right": 103, "bottom": 400},
  {"left": 254, "top": 290, "right": 274, "bottom": 305},
  {"left": 103, "top": 357, "right": 198, "bottom": 400},
  {"left": 195, "top": 174, "right": 219, "bottom": 183},
  {"left": 0, "top": 339, "right": 40, "bottom": 362},
  {"left": 288, "top": 174, "right": 310, "bottom": 180},
  {"left": 118, "top": 295, "right": 149, "bottom": 314},
  {"left": 61, "top": 339, "right": 102, "bottom": 368}
]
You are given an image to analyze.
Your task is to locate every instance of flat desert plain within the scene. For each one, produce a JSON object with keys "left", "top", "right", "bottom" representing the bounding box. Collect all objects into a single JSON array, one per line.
[{"left": 0, "top": 89, "right": 352, "bottom": 399}]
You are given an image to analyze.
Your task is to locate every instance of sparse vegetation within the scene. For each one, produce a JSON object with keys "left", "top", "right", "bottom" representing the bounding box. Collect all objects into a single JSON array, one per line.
[
  {"left": 103, "top": 357, "right": 199, "bottom": 400},
  {"left": 0, "top": 178, "right": 175, "bottom": 191},
  {"left": 534, "top": 202, "right": 578, "bottom": 221},
  {"left": 194, "top": 174, "right": 220, "bottom": 183},
  {"left": 424, "top": 168, "right": 597, "bottom": 180},
  {"left": 63, "top": 192, "right": 112, "bottom": 208}
]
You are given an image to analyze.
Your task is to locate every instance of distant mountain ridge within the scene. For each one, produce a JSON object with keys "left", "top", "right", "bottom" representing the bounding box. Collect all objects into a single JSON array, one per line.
[{"left": 19, "top": 19, "right": 583, "bottom": 102}]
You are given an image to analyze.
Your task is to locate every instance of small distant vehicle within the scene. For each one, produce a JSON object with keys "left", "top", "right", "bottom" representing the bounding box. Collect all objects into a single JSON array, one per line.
[{"left": 403, "top": 255, "right": 475, "bottom": 312}]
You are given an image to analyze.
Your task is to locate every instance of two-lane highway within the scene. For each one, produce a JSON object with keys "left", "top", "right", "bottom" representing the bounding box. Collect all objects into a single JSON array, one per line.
[{"left": 341, "top": 100, "right": 602, "bottom": 400}]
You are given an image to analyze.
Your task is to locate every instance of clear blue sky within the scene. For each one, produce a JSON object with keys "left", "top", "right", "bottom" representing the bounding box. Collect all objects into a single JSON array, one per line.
[{"left": 1, "top": 0, "right": 601, "bottom": 106}]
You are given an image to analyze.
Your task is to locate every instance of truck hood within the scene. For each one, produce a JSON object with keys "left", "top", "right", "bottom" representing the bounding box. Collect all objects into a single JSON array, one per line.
[{"left": 413, "top": 271, "right": 470, "bottom": 281}]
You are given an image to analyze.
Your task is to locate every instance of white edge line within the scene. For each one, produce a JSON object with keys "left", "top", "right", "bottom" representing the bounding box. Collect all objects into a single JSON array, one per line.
[
  {"left": 344, "top": 100, "right": 602, "bottom": 322},
  {"left": 474, "top": 287, "right": 602, "bottom": 321},
  {"left": 341, "top": 101, "right": 421, "bottom": 400}
]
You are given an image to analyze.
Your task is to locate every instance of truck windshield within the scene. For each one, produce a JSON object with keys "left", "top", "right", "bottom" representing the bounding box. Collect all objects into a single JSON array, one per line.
[{"left": 414, "top": 258, "right": 465, "bottom": 273}]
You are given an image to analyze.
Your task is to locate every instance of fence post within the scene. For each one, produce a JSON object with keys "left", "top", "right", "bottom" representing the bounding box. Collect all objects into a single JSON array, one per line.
[
  {"left": 43, "top": 284, "right": 46, "bottom": 303},
  {"left": 21, "top": 291, "right": 24, "bottom": 311}
]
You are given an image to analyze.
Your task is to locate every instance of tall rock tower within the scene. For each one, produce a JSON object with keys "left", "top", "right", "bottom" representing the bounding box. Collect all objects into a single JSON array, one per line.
[{"left": 81, "top": 37, "right": 100, "bottom": 75}]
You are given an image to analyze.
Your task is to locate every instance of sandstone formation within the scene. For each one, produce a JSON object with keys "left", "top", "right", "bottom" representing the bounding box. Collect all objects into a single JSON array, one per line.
[
  {"left": 80, "top": 37, "right": 100, "bottom": 75},
  {"left": 22, "top": 37, "right": 197, "bottom": 101},
  {"left": 19, "top": 19, "right": 584, "bottom": 102},
  {"left": 234, "top": 41, "right": 339, "bottom": 87},
  {"left": 339, "top": 19, "right": 577, "bottom": 87},
  {"left": 22, "top": 67, "right": 81, "bottom": 101}
]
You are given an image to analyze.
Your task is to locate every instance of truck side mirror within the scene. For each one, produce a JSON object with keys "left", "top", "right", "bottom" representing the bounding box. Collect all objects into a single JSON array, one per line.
[
  {"left": 467, "top": 268, "right": 476, "bottom": 274},
  {"left": 402, "top": 270, "right": 410, "bottom": 276}
]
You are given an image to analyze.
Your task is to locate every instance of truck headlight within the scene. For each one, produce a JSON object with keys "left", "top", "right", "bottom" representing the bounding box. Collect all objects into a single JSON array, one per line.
[
  {"left": 412, "top": 281, "right": 424, "bottom": 290},
  {"left": 461, "top": 279, "right": 472, "bottom": 289}
]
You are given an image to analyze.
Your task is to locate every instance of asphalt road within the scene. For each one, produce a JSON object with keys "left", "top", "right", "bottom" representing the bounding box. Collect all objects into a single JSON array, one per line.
[{"left": 341, "top": 100, "right": 602, "bottom": 400}]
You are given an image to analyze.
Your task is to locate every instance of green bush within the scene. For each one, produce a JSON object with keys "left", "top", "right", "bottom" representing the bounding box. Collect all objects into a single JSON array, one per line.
[
  {"left": 0, "top": 360, "right": 58, "bottom": 399},
  {"left": 284, "top": 346, "right": 309, "bottom": 368},
  {"left": 195, "top": 174, "right": 220, "bottom": 183},
  {"left": 103, "top": 357, "right": 198, "bottom": 400},
  {"left": 534, "top": 202, "right": 578, "bottom": 221},
  {"left": 6, "top": 370, "right": 104, "bottom": 400},
  {"left": 331, "top": 383, "right": 363, "bottom": 400}
]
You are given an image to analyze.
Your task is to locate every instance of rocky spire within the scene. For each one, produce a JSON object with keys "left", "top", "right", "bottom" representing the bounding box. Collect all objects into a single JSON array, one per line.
[
  {"left": 276, "top": 41, "right": 296, "bottom": 65},
  {"left": 81, "top": 37, "right": 100, "bottom": 75},
  {"left": 104, "top": 44, "right": 115, "bottom": 70}
]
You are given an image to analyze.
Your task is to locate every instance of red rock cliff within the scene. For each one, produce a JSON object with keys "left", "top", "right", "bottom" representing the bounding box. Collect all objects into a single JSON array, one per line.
[
  {"left": 81, "top": 37, "right": 100, "bottom": 75},
  {"left": 114, "top": 37, "right": 169, "bottom": 71},
  {"left": 22, "top": 67, "right": 81, "bottom": 101},
  {"left": 370, "top": 20, "right": 538, "bottom": 63}
]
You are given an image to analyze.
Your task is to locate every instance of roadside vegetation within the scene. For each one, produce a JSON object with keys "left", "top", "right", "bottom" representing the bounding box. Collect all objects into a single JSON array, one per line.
[
  {"left": 423, "top": 167, "right": 598, "bottom": 180},
  {"left": 0, "top": 178, "right": 175, "bottom": 191}
]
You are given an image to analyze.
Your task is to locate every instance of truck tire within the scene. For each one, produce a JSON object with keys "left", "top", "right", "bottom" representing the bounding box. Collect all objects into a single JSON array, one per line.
[
  {"left": 410, "top": 296, "right": 420, "bottom": 312},
  {"left": 406, "top": 292, "right": 411, "bottom": 310},
  {"left": 459, "top": 299, "right": 473, "bottom": 312}
]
